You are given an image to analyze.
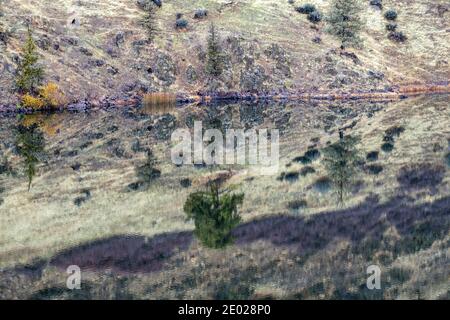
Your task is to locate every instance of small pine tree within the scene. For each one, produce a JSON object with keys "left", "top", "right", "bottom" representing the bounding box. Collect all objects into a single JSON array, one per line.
[
  {"left": 141, "top": 3, "right": 158, "bottom": 42},
  {"left": 322, "top": 131, "right": 361, "bottom": 204},
  {"left": 326, "top": 0, "right": 364, "bottom": 48},
  {"left": 184, "top": 182, "right": 244, "bottom": 249},
  {"left": 206, "top": 23, "right": 224, "bottom": 77},
  {"left": 16, "top": 27, "right": 44, "bottom": 93}
]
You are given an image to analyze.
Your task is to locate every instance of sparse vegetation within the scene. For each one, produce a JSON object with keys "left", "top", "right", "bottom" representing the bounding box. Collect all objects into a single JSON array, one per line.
[
  {"left": 184, "top": 182, "right": 244, "bottom": 249},
  {"left": 327, "top": 0, "right": 364, "bottom": 48},
  {"left": 175, "top": 18, "right": 188, "bottom": 30},
  {"left": 16, "top": 27, "right": 44, "bottom": 94},
  {"left": 384, "top": 9, "right": 398, "bottom": 21}
]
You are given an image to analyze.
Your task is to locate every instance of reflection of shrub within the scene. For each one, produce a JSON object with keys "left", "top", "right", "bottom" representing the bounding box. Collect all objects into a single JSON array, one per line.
[
  {"left": 304, "top": 148, "right": 321, "bottom": 161},
  {"left": 369, "top": 0, "right": 382, "bottom": 9},
  {"left": 445, "top": 152, "right": 450, "bottom": 167},
  {"left": 386, "top": 23, "right": 397, "bottom": 31},
  {"left": 395, "top": 221, "right": 447, "bottom": 255},
  {"left": 388, "top": 267, "right": 412, "bottom": 284},
  {"left": 366, "top": 151, "right": 379, "bottom": 162},
  {"left": 22, "top": 94, "right": 45, "bottom": 109},
  {"left": 294, "top": 155, "right": 312, "bottom": 165},
  {"left": 300, "top": 166, "right": 316, "bottom": 176},
  {"left": 388, "top": 31, "right": 407, "bottom": 43},
  {"left": 385, "top": 125, "right": 405, "bottom": 138},
  {"left": 284, "top": 171, "right": 300, "bottom": 182},
  {"left": 296, "top": 4, "right": 316, "bottom": 14},
  {"left": 214, "top": 278, "right": 254, "bottom": 300},
  {"left": 312, "top": 176, "right": 332, "bottom": 193},
  {"left": 184, "top": 183, "right": 244, "bottom": 249},
  {"left": 381, "top": 142, "right": 394, "bottom": 153},
  {"left": 365, "top": 164, "right": 383, "bottom": 175},
  {"left": 307, "top": 11, "right": 322, "bottom": 23},
  {"left": 397, "top": 163, "right": 445, "bottom": 190},
  {"left": 384, "top": 9, "right": 398, "bottom": 21},
  {"left": 287, "top": 199, "right": 308, "bottom": 211}
]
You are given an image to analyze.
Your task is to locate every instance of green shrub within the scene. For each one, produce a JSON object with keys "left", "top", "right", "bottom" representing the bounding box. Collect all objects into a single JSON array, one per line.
[
  {"left": 381, "top": 142, "right": 394, "bottom": 152},
  {"left": 194, "top": 9, "right": 208, "bottom": 19},
  {"left": 445, "top": 152, "right": 450, "bottom": 167},
  {"left": 307, "top": 11, "right": 322, "bottom": 23},
  {"left": 296, "top": 4, "right": 316, "bottom": 14},
  {"left": 175, "top": 18, "right": 188, "bottom": 29},
  {"left": 384, "top": 9, "right": 398, "bottom": 21},
  {"left": 184, "top": 183, "right": 244, "bottom": 249}
]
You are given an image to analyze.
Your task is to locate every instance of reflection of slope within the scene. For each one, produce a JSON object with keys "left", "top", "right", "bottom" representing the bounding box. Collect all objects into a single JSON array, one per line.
[{"left": 10, "top": 194, "right": 449, "bottom": 276}]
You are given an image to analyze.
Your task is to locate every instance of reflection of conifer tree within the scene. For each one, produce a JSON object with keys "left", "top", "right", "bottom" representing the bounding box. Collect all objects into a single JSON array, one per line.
[
  {"left": 184, "top": 181, "right": 244, "bottom": 249},
  {"left": 15, "top": 123, "right": 45, "bottom": 191},
  {"left": 322, "top": 131, "right": 361, "bottom": 204},
  {"left": 136, "top": 150, "right": 161, "bottom": 183}
]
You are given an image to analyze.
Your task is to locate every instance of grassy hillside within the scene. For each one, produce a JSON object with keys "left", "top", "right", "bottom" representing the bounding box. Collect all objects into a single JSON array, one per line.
[{"left": 0, "top": 0, "right": 449, "bottom": 105}]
